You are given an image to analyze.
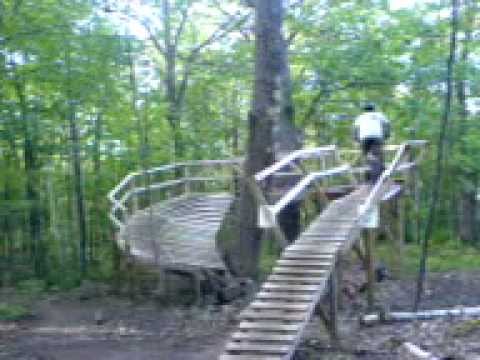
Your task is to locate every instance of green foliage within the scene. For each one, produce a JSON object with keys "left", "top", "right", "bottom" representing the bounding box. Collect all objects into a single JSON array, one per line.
[
  {"left": 377, "top": 241, "right": 480, "bottom": 274},
  {"left": 0, "top": 0, "right": 479, "bottom": 289},
  {"left": 15, "top": 279, "right": 46, "bottom": 295},
  {"left": 0, "top": 303, "right": 31, "bottom": 321}
]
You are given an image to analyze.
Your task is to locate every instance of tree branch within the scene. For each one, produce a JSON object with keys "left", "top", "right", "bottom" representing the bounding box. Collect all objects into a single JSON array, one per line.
[
  {"left": 173, "top": 5, "right": 190, "bottom": 48},
  {"left": 187, "top": 11, "right": 250, "bottom": 59}
]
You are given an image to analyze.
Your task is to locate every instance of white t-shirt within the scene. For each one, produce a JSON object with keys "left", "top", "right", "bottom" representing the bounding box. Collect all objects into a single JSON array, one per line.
[{"left": 354, "top": 112, "right": 389, "bottom": 140}]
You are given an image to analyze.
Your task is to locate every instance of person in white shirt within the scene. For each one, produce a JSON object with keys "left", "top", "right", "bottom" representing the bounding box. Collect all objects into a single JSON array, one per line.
[{"left": 353, "top": 103, "right": 390, "bottom": 182}]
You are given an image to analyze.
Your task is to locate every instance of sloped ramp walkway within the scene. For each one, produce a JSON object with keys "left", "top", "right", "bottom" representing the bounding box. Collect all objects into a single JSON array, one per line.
[
  {"left": 220, "top": 185, "right": 371, "bottom": 360},
  {"left": 119, "top": 193, "right": 233, "bottom": 269}
]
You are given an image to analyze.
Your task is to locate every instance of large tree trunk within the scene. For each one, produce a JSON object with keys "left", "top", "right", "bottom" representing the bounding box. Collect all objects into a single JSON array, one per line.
[{"left": 221, "top": 0, "right": 285, "bottom": 278}]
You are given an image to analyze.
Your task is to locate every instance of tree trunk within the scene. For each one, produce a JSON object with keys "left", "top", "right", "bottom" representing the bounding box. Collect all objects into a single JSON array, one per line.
[
  {"left": 66, "top": 44, "right": 88, "bottom": 276},
  {"left": 236, "top": 0, "right": 285, "bottom": 278},
  {"left": 15, "top": 78, "right": 43, "bottom": 277},
  {"left": 456, "top": 0, "right": 477, "bottom": 245},
  {"left": 414, "top": 0, "right": 459, "bottom": 310}
]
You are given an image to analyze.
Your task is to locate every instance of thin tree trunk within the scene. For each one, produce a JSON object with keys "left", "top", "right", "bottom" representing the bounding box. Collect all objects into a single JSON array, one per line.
[
  {"left": 414, "top": 0, "right": 459, "bottom": 310},
  {"left": 15, "top": 77, "right": 43, "bottom": 276},
  {"left": 92, "top": 112, "right": 103, "bottom": 261},
  {"left": 456, "top": 0, "right": 477, "bottom": 244},
  {"left": 66, "top": 43, "right": 88, "bottom": 276}
]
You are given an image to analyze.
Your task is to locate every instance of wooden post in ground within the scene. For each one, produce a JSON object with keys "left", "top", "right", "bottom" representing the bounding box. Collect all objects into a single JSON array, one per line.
[
  {"left": 395, "top": 196, "right": 405, "bottom": 277},
  {"left": 328, "top": 269, "right": 339, "bottom": 345},
  {"left": 365, "top": 229, "right": 376, "bottom": 311},
  {"left": 336, "top": 256, "right": 345, "bottom": 310}
]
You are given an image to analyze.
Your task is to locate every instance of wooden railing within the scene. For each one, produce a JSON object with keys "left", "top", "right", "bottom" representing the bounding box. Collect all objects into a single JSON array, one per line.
[
  {"left": 108, "top": 159, "right": 241, "bottom": 230},
  {"left": 358, "top": 140, "right": 427, "bottom": 223},
  {"left": 257, "top": 141, "right": 427, "bottom": 229}
]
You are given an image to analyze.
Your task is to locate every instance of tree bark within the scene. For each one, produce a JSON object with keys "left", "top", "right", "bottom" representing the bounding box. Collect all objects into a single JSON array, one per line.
[
  {"left": 414, "top": 0, "right": 459, "bottom": 310},
  {"left": 15, "top": 77, "right": 43, "bottom": 276},
  {"left": 456, "top": 0, "right": 477, "bottom": 245},
  {"left": 235, "top": 0, "right": 285, "bottom": 278},
  {"left": 66, "top": 44, "right": 88, "bottom": 276}
]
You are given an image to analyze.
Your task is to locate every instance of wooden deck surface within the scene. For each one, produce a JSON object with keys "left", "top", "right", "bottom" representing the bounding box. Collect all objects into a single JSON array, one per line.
[
  {"left": 119, "top": 193, "right": 233, "bottom": 270},
  {"left": 219, "top": 185, "right": 372, "bottom": 360}
]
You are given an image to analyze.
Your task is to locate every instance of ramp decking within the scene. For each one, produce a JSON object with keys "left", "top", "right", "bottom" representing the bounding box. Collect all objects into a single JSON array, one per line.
[
  {"left": 119, "top": 193, "right": 233, "bottom": 269},
  {"left": 219, "top": 186, "right": 371, "bottom": 360}
]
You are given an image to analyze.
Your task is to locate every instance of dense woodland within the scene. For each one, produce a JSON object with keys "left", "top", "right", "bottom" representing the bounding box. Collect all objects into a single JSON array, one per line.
[{"left": 0, "top": 0, "right": 479, "bottom": 291}]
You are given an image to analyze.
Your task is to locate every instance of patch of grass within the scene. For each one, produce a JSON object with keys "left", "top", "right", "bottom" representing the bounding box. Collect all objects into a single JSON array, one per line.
[
  {"left": 16, "top": 279, "right": 46, "bottom": 295},
  {"left": 449, "top": 320, "right": 480, "bottom": 338},
  {"left": 376, "top": 240, "right": 480, "bottom": 275},
  {"left": 0, "top": 303, "right": 31, "bottom": 321}
]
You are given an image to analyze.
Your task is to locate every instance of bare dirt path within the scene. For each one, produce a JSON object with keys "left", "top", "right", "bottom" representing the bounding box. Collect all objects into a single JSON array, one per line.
[{"left": 1, "top": 270, "right": 480, "bottom": 360}]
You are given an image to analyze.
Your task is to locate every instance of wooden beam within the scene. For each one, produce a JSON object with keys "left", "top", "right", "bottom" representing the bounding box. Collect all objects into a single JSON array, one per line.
[
  {"left": 365, "top": 229, "right": 376, "bottom": 311},
  {"left": 328, "top": 270, "right": 339, "bottom": 345}
]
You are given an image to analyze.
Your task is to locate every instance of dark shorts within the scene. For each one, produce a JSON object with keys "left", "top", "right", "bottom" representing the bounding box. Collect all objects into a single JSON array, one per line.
[
  {"left": 361, "top": 138, "right": 383, "bottom": 158},
  {"left": 361, "top": 138, "right": 384, "bottom": 182}
]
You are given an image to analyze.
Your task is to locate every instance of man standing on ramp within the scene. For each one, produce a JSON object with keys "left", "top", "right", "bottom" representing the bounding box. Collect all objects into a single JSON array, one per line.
[{"left": 354, "top": 102, "right": 391, "bottom": 183}]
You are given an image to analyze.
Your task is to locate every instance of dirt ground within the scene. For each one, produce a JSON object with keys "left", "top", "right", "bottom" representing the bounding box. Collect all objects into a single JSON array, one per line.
[{"left": 2, "top": 269, "right": 480, "bottom": 360}]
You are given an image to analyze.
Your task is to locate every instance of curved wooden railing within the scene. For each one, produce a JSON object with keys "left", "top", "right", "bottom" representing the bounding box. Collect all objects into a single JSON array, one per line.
[{"left": 108, "top": 159, "right": 241, "bottom": 231}]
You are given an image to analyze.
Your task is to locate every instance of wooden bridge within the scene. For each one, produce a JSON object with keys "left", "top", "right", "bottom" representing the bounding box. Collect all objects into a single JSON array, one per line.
[{"left": 108, "top": 141, "right": 426, "bottom": 360}]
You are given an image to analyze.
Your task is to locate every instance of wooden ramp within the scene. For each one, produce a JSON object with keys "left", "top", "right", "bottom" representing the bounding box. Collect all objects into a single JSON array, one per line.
[
  {"left": 119, "top": 193, "right": 233, "bottom": 269},
  {"left": 220, "top": 186, "right": 370, "bottom": 360}
]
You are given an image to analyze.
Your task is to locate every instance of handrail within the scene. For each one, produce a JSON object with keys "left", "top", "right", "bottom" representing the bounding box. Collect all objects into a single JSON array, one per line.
[
  {"left": 259, "top": 164, "right": 352, "bottom": 228},
  {"left": 358, "top": 139, "right": 428, "bottom": 222},
  {"left": 108, "top": 159, "right": 241, "bottom": 229},
  {"left": 254, "top": 146, "right": 336, "bottom": 182},
  {"left": 358, "top": 142, "right": 409, "bottom": 220}
]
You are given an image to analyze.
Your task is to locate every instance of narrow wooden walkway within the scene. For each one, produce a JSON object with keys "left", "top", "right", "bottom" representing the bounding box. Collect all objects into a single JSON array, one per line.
[
  {"left": 220, "top": 185, "right": 372, "bottom": 360},
  {"left": 119, "top": 193, "right": 233, "bottom": 270}
]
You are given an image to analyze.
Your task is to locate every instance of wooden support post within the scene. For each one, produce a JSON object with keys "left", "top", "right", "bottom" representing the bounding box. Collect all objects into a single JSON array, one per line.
[
  {"left": 413, "top": 168, "right": 421, "bottom": 244},
  {"left": 184, "top": 165, "right": 191, "bottom": 194},
  {"left": 328, "top": 270, "right": 339, "bottom": 345},
  {"left": 394, "top": 197, "right": 405, "bottom": 278},
  {"left": 336, "top": 256, "right": 345, "bottom": 310},
  {"left": 365, "top": 229, "right": 376, "bottom": 311},
  {"left": 353, "top": 242, "right": 366, "bottom": 263},
  {"left": 131, "top": 176, "right": 138, "bottom": 213}
]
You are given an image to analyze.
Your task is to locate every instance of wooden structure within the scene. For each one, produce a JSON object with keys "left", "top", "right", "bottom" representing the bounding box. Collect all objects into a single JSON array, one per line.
[
  {"left": 107, "top": 142, "right": 426, "bottom": 359},
  {"left": 108, "top": 160, "right": 240, "bottom": 271},
  {"left": 219, "top": 141, "right": 426, "bottom": 360}
]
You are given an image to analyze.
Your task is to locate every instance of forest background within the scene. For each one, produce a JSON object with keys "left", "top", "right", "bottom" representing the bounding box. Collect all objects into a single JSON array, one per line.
[{"left": 0, "top": 0, "right": 479, "bottom": 290}]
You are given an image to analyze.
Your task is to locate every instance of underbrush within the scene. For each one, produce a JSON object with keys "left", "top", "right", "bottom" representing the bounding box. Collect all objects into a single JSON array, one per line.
[
  {"left": 376, "top": 240, "right": 480, "bottom": 274},
  {"left": 0, "top": 303, "right": 31, "bottom": 321}
]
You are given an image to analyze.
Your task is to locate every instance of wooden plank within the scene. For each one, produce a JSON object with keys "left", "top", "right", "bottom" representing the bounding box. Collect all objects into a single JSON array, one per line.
[
  {"left": 285, "top": 245, "right": 338, "bottom": 253},
  {"left": 273, "top": 267, "right": 329, "bottom": 275},
  {"left": 250, "top": 301, "right": 310, "bottom": 311},
  {"left": 226, "top": 342, "right": 290, "bottom": 354},
  {"left": 268, "top": 275, "right": 325, "bottom": 284},
  {"left": 261, "top": 283, "right": 319, "bottom": 292},
  {"left": 238, "top": 322, "right": 300, "bottom": 332},
  {"left": 239, "top": 310, "right": 306, "bottom": 322},
  {"left": 282, "top": 253, "right": 334, "bottom": 260},
  {"left": 300, "top": 233, "right": 347, "bottom": 239},
  {"left": 231, "top": 331, "right": 297, "bottom": 342},
  {"left": 296, "top": 240, "right": 343, "bottom": 246},
  {"left": 277, "top": 259, "right": 333, "bottom": 267},
  {"left": 256, "top": 292, "right": 314, "bottom": 302},
  {"left": 219, "top": 355, "right": 281, "bottom": 360}
]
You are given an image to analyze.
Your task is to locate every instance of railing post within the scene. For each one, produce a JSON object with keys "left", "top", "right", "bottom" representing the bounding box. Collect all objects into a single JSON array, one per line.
[
  {"left": 131, "top": 175, "right": 138, "bottom": 214},
  {"left": 328, "top": 267, "right": 339, "bottom": 346},
  {"left": 184, "top": 164, "right": 191, "bottom": 195},
  {"left": 365, "top": 228, "right": 376, "bottom": 312}
]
